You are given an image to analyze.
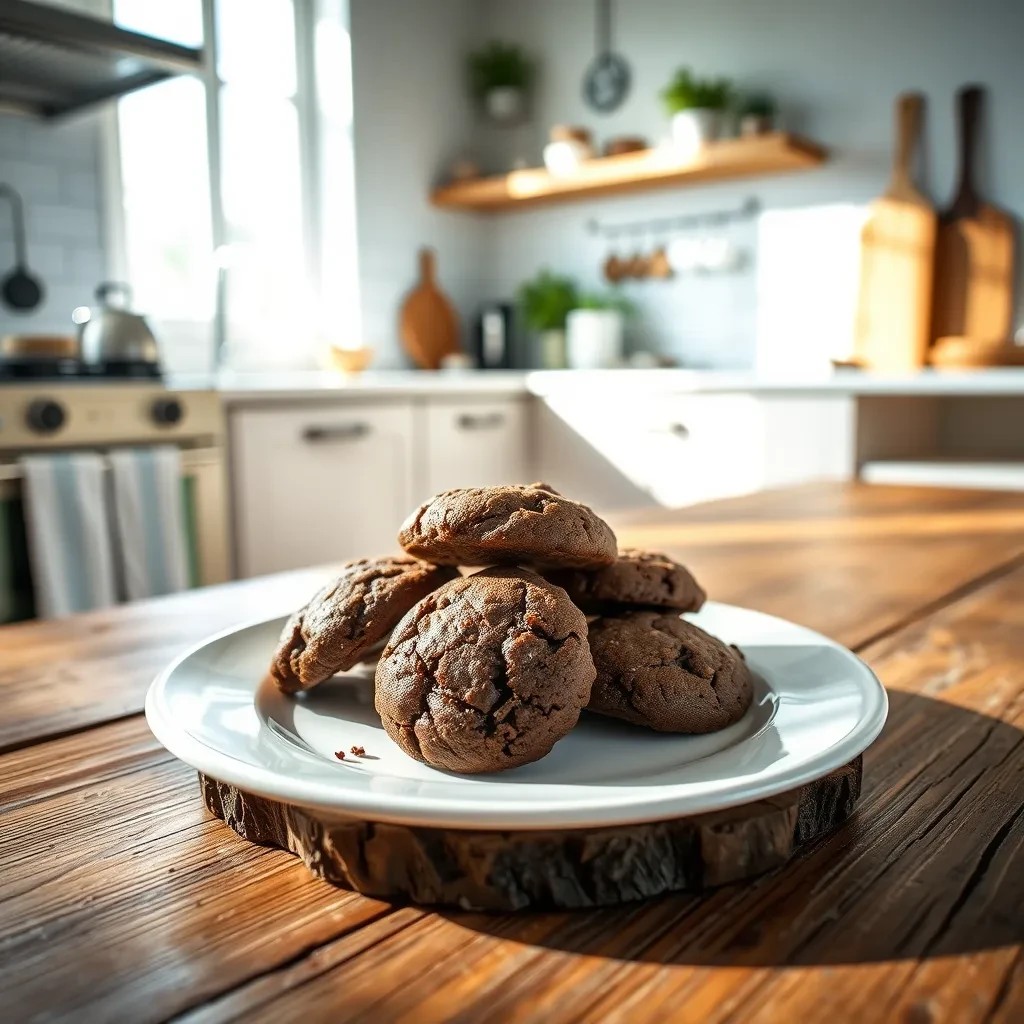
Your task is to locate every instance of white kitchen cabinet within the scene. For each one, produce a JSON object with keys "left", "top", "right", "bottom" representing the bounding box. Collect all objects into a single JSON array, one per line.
[
  {"left": 231, "top": 402, "right": 415, "bottom": 576},
  {"left": 420, "top": 398, "right": 531, "bottom": 498},
  {"left": 537, "top": 393, "right": 854, "bottom": 510}
]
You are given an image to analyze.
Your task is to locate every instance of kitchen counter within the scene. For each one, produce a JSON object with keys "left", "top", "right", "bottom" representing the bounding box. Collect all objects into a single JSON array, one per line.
[
  {"left": 170, "top": 369, "right": 530, "bottom": 401},
  {"left": 4, "top": 482, "right": 1024, "bottom": 1021},
  {"left": 168, "top": 366, "right": 1024, "bottom": 400}
]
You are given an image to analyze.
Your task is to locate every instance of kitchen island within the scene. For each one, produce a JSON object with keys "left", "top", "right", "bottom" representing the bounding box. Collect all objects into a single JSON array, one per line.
[{"left": 3, "top": 482, "right": 1023, "bottom": 1022}]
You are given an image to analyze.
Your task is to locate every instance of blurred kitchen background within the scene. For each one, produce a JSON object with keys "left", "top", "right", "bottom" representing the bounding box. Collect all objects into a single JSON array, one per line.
[{"left": 1, "top": 0, "right": 1023, "bottom": 622}]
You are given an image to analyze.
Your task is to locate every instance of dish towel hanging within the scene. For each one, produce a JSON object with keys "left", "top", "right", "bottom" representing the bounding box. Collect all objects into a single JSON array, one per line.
[
  {"left": 20, "top": 452, "right": 119, "bottom": 618},
  {"left": 108, "top": 446, "right": 189, "bottom": 601}
]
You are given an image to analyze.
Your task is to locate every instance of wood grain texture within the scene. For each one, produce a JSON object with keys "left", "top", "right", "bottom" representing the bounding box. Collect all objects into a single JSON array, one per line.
[
  {"left": 854, "top": 93, "right": 937, "bottom": 372},
  {"left": 0, "top": 564, "right": 337, "bottom": 755},
  {"left": 2, "top": 483, "right": 1024, "bottom": 1023},
  {"left": 6, "top": 483, "right": 1024, "bottom": 755},
  {"left": 182, "top": 561, "right": 1024, "bottom": 1024},
  {"left": 398, "top": 248, "right": 460, "bottom": 370},
  {"left": 430, "top": 133, "right": 826, "bottom": 211},
  {"left": 200, "top": 760, "right": 862, "bottom": 911},
  {"left": 931, "top": 86, "right": 1016, "bottom": 345}
]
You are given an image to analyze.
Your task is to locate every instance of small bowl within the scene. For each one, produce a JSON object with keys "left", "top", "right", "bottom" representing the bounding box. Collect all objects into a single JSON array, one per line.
[{"left": 328, "top": 346, "right": 374, "bottom": 374}]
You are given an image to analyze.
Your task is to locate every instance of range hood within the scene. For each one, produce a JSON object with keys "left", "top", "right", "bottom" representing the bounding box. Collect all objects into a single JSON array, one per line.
[{"left": 0, "top": 0, "right": 204, "bottom": 119}]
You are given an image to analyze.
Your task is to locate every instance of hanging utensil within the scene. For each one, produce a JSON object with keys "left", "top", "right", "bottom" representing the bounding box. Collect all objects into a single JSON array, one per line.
[
  {"left": 626, "top": 250, "right": 650, "bottom": 280},
  {"left": 583, "top": 0, "right": 631, "bottom": 113},
  {"left": 0, "top": 183, "right": 45, "bottom": 312},
  {"left": 603, "top": 250, "right": 626, "bottom": 284},
  {"left": 648, "top": 246, "right": 673, "bottom": 279}
]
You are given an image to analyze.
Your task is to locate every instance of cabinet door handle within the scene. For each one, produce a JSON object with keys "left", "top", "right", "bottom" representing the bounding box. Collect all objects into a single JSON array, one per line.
[
  {"left": 456, "top": 412, "right": 506, "bottom": 430},
  {"left": 301, "top": 422, "right": 371, "bottom": 443},
  {"left": 649, "top": 422, "right": 690, "bottom": 438}
]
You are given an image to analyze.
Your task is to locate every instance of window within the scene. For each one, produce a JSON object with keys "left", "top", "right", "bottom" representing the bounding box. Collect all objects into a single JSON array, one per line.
[{"left": 112, "top": 0, "right": 359, "bottom": 372}]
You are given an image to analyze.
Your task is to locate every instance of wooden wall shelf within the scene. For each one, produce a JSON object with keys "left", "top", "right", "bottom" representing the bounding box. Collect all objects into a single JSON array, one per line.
[{"left": 431, "top": 133, "right": 827, "bottom": 212}]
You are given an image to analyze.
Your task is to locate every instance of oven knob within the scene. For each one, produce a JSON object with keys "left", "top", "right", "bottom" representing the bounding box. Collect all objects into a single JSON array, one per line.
[
  {"left": 152, "top": 397, "right": 184, "bottom": 426},
  {"left": 26, "top": 398, "right": 66, "bottom": 434}
]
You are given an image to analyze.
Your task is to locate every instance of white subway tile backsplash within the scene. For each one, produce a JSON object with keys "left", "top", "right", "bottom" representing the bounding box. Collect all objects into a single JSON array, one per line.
[
  {"left": 0, "top": 112, "right": 107, "bottom": 337},
  {"left": 65, "top": 246, "right": 106, "bottom": 286},
  {"left": 24, "top": 116, "right": 101, "bottom": 167},
  {"left": 61, "top": 168, "right": 100, "bottom": 205},
  {"left": 21, "top": 243, "right": 67, "bottom": 281},
  {"left": 0, "top": 160, "right": 61, "bottom": 203},
  {"left": 24, "top": 203, "right": 101, "bottom": 243}
]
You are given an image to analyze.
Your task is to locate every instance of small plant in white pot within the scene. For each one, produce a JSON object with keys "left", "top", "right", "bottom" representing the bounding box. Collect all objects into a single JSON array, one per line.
[
  {"left": 517, "top": 270, "right": 578, "bottom": 369},
  {"left": 661, "top": 68, "right": 734, "bottom": 154},
  {"left": 738, "top": 93, "right": 777, "bottom": 136},
  {"left": 467, "top": 41, "right": 532, "bottom": 124},
  {"left": 566, "top": 293, "right": 634, "bottom": 370}
]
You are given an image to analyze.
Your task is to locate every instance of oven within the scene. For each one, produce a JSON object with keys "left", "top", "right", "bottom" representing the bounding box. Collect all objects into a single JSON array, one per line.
[{"left": 0, "top": 384, "right": 230, "bottom": 623}]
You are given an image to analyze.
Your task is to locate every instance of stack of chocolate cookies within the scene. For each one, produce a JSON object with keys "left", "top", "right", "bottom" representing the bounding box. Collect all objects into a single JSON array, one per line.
[{"left": 269, "top": 483, "right": 753, "bottom": 774}]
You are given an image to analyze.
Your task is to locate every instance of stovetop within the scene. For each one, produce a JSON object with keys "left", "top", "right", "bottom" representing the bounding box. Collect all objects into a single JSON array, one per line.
[{"left": 0, "top": 358, "right": 163, "bottom": 383}]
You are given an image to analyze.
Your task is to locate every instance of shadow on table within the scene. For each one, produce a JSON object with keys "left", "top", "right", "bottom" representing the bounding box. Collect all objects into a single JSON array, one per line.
[{"left": 444, "top": 690, "right": 1024, "bottom": 966}]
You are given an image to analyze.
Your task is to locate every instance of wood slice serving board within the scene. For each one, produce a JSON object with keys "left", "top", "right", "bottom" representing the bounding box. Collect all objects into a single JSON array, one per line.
[{"left": 200, "top": 756, "right": 862, "bottom": 911}]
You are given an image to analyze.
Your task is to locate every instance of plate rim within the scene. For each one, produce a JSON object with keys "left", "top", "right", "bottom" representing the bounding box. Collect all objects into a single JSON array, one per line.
[{"left": 145, "top": 603, "right": 888, "bottom": 830}]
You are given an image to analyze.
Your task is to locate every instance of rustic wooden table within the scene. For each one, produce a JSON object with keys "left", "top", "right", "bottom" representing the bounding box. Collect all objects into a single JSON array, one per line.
[{"left": 3, "top": 483, "right": 1023, "bottom": 1023}]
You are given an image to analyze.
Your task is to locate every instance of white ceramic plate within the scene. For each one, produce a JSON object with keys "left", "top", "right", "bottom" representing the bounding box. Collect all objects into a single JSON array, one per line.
[{"left": 146, "top": 602, "right": 887, "bottom": 830}]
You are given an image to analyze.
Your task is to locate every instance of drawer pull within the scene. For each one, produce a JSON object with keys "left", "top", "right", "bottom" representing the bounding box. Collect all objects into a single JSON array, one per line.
[
  {"left": 457, "top": 412, "right": 506, "bottom": 430},
  {"left": 301, "top": 423, "right": 370, "bottom": 443},
  {"left": 649, "top": 422, "right": 690, "bottom": 438}
]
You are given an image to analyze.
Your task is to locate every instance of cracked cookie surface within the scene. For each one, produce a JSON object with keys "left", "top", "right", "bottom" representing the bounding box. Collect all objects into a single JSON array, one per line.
[
  {"left": 375, "top": 567, "right": 595, "bottom": 773},
  {"left": 587, "top": 610, "right": 753, "bottom": 733},
  {"left": 546, "top": 548, "right": 706, "bottom": 614},
  {"left": 271, "top": 555, "right": 458, "bottom": 694},
  {"left": 398, "top": 483, "right": 617, "bottom": 569}
]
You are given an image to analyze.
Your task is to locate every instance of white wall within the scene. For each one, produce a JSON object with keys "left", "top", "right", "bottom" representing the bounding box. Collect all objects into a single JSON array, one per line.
[
  {"left": 0, "top": 112, "right": 108, "bottom": 339},
  {"left": 349, "top": 0, "right": 489, "bottom": 368},
  {"left": 356, "top": 0, "right": 1024, "bottom": 369}
]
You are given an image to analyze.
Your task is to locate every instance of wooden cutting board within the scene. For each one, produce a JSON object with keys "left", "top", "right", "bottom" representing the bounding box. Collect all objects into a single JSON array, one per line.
[
  {"left": 853, "top": 93, "right": 937, "bottom": 372},
  {"left": 931, "top": 85, "right": 1016, "bottom": 345},
  {"left": 399, "top": 248, "right": 460, "bottom": 369}
]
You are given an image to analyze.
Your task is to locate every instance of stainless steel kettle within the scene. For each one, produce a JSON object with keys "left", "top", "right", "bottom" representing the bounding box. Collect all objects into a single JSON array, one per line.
[{"left": 78, "top": 282, "right": 160, "bottom": 366}]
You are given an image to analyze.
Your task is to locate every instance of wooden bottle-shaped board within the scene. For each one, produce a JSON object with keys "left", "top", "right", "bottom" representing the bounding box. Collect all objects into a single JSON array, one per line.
[
  {"left": 931, "top": 85, "right": 1016, "bottom": 345},
  {"left": 853, "top": 93, "right": 937, "bottom": 372},
  {"left": 399, "top": 248, "right": 460, "bottom": 370}
]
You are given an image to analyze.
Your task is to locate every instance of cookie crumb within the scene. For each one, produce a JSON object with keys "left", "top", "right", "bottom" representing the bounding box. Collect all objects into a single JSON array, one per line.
[
  {"left": 350, "top": 745, "right": 366, "bottom": 757},
  {"left": 334, "top": 750, "right": 346, "bottom": 760}
]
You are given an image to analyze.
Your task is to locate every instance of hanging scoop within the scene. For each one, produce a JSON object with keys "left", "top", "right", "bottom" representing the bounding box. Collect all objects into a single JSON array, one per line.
[{"left": 0, "top": 183, "right": 45, "bottom": 312}]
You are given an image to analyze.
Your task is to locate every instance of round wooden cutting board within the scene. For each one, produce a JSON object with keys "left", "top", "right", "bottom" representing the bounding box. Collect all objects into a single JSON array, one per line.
[{"left": 199, "top": 757, "right": 862, "bottom": 911}]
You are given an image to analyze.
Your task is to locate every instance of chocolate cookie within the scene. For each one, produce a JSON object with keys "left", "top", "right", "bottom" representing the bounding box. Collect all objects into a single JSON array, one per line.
[
  {"left": 398, "top": 483, "right": 617, "bottom": 569},
  {"left": 586, "top": 611, "right": 753, "bottom": 733},
  {"left": 271, "top": 556, "right": 458, "bottom": 694},
  {"left": 547, "top": 548, "right": 706, "bottom": 614},
  {"left": 375, "top": 567, "right": 595, "bottom": 773}
]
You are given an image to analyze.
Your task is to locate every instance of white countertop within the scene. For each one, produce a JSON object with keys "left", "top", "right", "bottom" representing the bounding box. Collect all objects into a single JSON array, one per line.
[
  {"left": 167, "top": 367, "right": 1024, "bottom": 401},
  {"left": 171, "top": 370, "right": 530, "bottom": 401}
]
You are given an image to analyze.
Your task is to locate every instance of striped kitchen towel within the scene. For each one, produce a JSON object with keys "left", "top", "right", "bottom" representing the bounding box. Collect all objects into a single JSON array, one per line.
[
  {"left": 108, "top": 446, "right": 189, "bottom": 601},
  {"left": 20, "top": 452, "right": 119, "bottom": 618}
]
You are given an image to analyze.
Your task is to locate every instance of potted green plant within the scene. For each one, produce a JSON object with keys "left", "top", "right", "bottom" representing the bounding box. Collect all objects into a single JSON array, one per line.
[
  {"left": 660, "top": 68, "right": 735, "bottom": 151},
  {"left": 467, "top": 41, "right": 533, "bottom": 124},
  {"left": 517, "top": 270, "right": 578, "bottom": 369},
  {"left": 567, "top": 293, "right": 634, "bottom": 369},
  {"left": 738, "top": 93, "right": 777, "bottom": 136}
]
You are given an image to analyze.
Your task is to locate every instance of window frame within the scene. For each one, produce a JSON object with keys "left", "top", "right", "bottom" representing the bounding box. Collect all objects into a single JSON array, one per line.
[{"left": 103, "top": 0, "right": 339, "bottom": 368}]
